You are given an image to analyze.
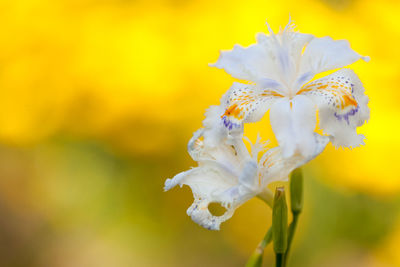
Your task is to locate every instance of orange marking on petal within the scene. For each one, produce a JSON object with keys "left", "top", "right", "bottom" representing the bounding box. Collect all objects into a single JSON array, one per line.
[
  {"left": 339, "top": 96, "right": 344, "bottom": 107},
  {"left": 223, "top": 104, "right": 244, "bottom": 119},
  {"left": 296, "top": 88, "right": 312, "bottom": 95},
  {"left": 267, "top": 162, "right": 275, "bottom": 168},
  {"left": 261, "top": 91, "right": 284, "bottom": 97},
  {"left": 342, "top": 95, "right": 358, "bottom": 108},
  {"left": 262, "top": 150, "right": 279, "bottom": 167}
]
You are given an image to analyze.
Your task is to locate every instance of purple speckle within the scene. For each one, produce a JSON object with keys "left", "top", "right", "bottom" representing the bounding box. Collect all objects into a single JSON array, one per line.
[
  {"left": 350, "top": 84, "right": 355, "bottom": 93},
  {"left": 334, "top": 106, "right": 359, "bottom": 124},
  {"left": 222, "top": 116, "right": 241, "bottom": 130}
]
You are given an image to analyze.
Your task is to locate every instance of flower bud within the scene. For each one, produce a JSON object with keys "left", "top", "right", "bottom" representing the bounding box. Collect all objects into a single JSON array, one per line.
[
  {"left": 272, "top": 187, "right": 288, "bottom": 254},
  {"left": 290, "top": 168, "right": 303, "bottom": 215}
]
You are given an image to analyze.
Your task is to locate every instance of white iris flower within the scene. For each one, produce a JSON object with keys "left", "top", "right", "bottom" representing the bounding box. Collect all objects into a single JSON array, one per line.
[
  {"left": 211, "top": 20, "right": 370, "bottom": 158},
  {"left": 164, "top": 101, "right": 329, "bottom": 230}
]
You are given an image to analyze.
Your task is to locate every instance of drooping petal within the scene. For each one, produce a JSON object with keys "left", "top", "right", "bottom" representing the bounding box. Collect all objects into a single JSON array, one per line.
[
  {"left": 221, "top": 82, "right": 282, "bottom": 130},
  {"left": 269, "top": 95, "right": 317, "bottom": 158},
  {"left": 164, "top": 165, "right": 237, "bottom": 230},
  {"left": 298, "top": 68, "right": 369, "bottom": 147},
  {"left": 298, "top": 37, "right": 369, "bottom": 87},
  {"left": 164, "top": 158, "right": 260, "bottom": 230}
]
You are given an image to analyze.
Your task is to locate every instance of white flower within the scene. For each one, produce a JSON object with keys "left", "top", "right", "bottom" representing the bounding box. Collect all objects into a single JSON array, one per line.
[
  {"left": 211, "top": 20, "right": 369, "bottom": 158},
  {"left": 164, "top": 106, "right": 329, "bottom": 230}
]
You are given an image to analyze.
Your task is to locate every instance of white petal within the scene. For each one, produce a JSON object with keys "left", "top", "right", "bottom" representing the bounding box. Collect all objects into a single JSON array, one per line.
[
  {"left": 210, "top": 43, "right": 281, "bottom": 83},
  {"left": 187, "top": 130, "right": 242, "bottom": 177},
  {"left": 164, "top": 169, "right": 194, "bottom": 192},
  {"left": 238, "top": 160, "right": 259, "bottom": 190},
  {"left": 270, "top": 95, "right": 317, "bottom": 158},
  {"left": 299, "top": 68, "right": 369, "bottom": 147},
  {"left": 186, "top": 199, "right": 235, "bottom": 231},
  {"left": 169, "top": 165, "right": 235, "bottom": 230},
  {"left": 278, "top": 31, "right": 314, "bottom": 70},
  {"left": 221, "top": 82, "right": 281, "bottom": 130},
  {"left": 299, "top": 37, "right": 369, "bottom": 82},
  {"left": 187, "top": 129, "right": 205, "bottom": 161},
  {"left": 202, "top": 105, "right": 228, "bottom": 148},
  {"left": 164, "top": 161, "right": 258, "bottom": 230},
  {"left": 259, "top": 133, "right": 329, "bottom": 184},
  {"left": 258, "top": 24, "right": 314, "bottom": 85}
]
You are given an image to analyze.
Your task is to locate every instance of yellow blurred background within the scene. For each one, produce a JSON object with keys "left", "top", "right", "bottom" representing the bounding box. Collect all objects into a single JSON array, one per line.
[{"left": 0, "top": 0, "right": 399, "bottom": 266}]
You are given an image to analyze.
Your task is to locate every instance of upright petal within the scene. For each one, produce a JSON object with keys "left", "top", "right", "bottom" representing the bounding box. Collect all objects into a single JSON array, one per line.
[
  {"left": 210, "top": 43, "right": 280, "bottom": 83},
  {"left": 270, "top": 95, "right": 317, "bottom": 158},
  {"left": 202, "top": 105, "right": 228, "bottom": 148},
  {"left": 298, "top": 68, "right": 369, "bottom": 147},
  {"left": 187, "top": 128, "right": 205, "bottom": 161},
  {"left": 278, "top": 30, "right": 314, "bottom": 72},
  {"left": 298, "top": 37, "right": 369, "bottom": 85},
  {"left": 221, "top": 82, "right": 282, "bottom": 130},
  {"left": 259, "top": 20, "right": 314, "bottom": 86}
]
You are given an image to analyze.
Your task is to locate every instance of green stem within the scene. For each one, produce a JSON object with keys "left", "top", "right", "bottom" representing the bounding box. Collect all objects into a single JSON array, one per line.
[
  {"left": 283, "top": 212, "right": 300, "bottom": 267},
  {"left": 260, "top": 226, "right": 273, "bottom": 248},
  {"left": 245, "top": 227, "right": 272, "bottom": 267},
  {"left": 275, "top": 253, "right": 284, "bottom": 267}
]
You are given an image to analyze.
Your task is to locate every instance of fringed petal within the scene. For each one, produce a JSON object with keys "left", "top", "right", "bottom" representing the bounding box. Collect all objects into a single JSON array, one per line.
[
  {"left": 221, "top": 82, "right": 282, "bottom": 130},
  {"left": 298, "top": 37, "right": 369, "bottom": 86},
  {"left": 164, "top": 160, "right": 259, "bottom": 230},
  {"left": 299, "top": 68, "right": 369, "bottom": 147}
]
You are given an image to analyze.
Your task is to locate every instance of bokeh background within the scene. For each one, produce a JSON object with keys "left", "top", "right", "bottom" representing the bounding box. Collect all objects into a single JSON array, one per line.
[{"left": 0, "top": 0, "right": 399, "bottom": 266}]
